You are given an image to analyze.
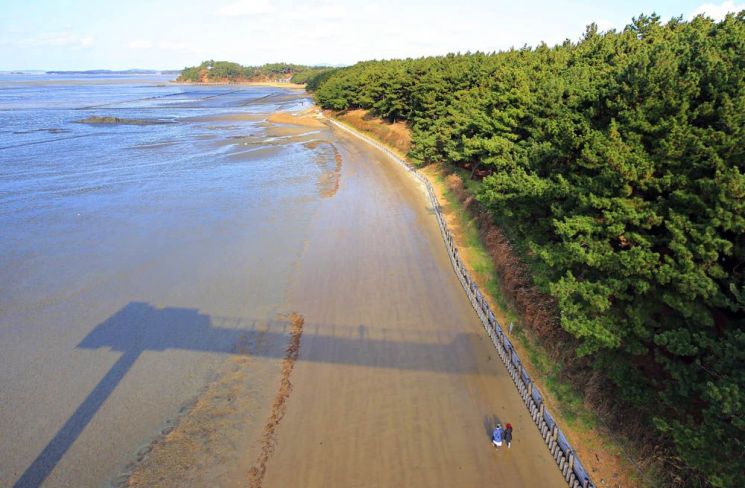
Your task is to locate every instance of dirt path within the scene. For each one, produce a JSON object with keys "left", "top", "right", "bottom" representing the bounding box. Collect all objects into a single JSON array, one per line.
[{"left": 260, "top": 125, "right": 567, "bottom": 487}]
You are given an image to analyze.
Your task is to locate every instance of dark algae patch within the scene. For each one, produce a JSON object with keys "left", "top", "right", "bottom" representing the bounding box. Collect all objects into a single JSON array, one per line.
[
  {"left": 248, "top": 312, "right": 304, "bottom": 488},
  {"left": 77, "top": 115, "right": 174, "bottom": 125}
]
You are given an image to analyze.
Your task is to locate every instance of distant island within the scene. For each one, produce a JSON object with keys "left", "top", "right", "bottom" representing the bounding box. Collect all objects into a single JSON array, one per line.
[
  {"left": 177, "top": 60, "right": 333, "bottom": 84},
  {"left": 46, "top": 69, "right": 181, "bottom": 75}
]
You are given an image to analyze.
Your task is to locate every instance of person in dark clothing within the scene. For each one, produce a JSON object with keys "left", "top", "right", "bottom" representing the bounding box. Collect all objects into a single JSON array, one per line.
[{"left": 504, "top": 423, "right": 513, "bottom": 448}]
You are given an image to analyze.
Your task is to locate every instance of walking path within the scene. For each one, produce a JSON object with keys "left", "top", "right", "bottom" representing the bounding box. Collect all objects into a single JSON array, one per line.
[{"left": 260, "top": 124, "right": 567, "bottom": 487}]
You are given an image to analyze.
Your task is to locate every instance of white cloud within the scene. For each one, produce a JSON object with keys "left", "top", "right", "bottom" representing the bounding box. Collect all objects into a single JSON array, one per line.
[
  {"left": 17, "top": 32, "right": 94, "bottom": 48},
  {"left": 691, "top": 1, "right": 745, "bottom": 20},
  {"left": 129, "top": 39, "right": 153, "bottom": 49},
  {"left": 37, "top": 34, "right": 77, "bottom": 46},
  {"left": 158, "top": 41, "right": 187, "bottom": 50},
  {"left": 216, "top": 0, "right": 273, "bottom": 17}
]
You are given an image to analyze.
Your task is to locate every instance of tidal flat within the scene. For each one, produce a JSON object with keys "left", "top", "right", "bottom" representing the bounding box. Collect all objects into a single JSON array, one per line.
[
  {"left": 1, "top": 74, "right": 566, "bottom": 487},
  {"left": 0, "top": 74, "right": 335, "bottom": 487}
]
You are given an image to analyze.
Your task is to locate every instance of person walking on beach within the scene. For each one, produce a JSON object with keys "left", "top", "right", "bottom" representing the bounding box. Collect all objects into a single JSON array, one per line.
[
  {"left": 492, "top": 423, "right": 504, "bottom": 448},
  {"left": 504, "top": 423, "right": 513, "bottom": 448}
]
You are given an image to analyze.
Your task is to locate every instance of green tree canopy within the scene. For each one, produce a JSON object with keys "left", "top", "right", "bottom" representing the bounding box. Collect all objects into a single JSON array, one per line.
[{"left": 311, "top": 12, "right": 745, "bottom": 487}]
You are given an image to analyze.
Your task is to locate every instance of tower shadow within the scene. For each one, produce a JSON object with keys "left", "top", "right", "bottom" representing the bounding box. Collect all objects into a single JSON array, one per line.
[
  {"left": 13, "top": 301, "right": 483, "bottom": 487},
  {"left": 12, "top": 302, "right": 238, "bottom": 488}
]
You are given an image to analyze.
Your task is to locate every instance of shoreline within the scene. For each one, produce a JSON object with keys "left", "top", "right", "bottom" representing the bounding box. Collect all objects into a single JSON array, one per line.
[
  {"left": 170, "top": 80, "right": 306, "bottom": 89},
  {"left": 0, "top": 86, "right": 321, "bottom": 488},
  {"left": 324, "top": 110, "right": 638, "bottom": 488},
  {"left": 256, "top": 108, "right": 568, "bottom": 487},
  {"left": 266, "top": 107, "right": 325, "bottom": 128},
  {"left": 123, "top": 105, "right": 569, "bottom": 487}
]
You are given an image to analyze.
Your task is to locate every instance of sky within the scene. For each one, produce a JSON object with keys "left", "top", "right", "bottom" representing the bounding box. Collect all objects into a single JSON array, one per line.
[{"left": 0, "top": 0, "right": 743, "bottom": 70}]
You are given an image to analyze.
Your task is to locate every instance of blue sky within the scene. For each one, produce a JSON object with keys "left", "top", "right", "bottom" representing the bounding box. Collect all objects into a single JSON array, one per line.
[{"left": 0, "top": 0, "right": 742, "bottom": 70}]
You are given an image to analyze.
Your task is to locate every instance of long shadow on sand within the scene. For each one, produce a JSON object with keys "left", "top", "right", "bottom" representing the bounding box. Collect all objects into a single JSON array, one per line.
[{"left": 14, "top": 301, "right": 485, "bottom": 487}]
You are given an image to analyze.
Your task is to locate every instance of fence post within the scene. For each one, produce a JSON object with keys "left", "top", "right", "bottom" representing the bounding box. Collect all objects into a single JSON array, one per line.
[{"left": 550, "top": 424, "right": 558, "bottom": 451}]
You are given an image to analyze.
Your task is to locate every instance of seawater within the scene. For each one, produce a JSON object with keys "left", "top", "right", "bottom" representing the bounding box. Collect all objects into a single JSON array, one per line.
[
  {"left": 0, "top": 74, "right": 327, "bottom": 487},
  {"left": 0, "top": 74, "right": 318, "bottom": 314}
]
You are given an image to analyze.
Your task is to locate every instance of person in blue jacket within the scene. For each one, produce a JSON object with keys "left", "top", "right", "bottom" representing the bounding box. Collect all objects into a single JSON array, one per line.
[{"left": 492, "top": 423, "right": 504, "bottom": 447}]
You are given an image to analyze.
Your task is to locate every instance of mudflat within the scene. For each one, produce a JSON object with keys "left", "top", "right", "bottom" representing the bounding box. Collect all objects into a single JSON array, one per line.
[
  {"left": 118, "top": 114, "right": 568, "bottom": 487},
  {"left": 259, "top": 120, "right": 567, "bottom": 487},
  {"left": 0, "top": 82, "right": 320, "bottom": 488},
  {"left": 1, "top": 78, "right": 566, "bottom": 486}
]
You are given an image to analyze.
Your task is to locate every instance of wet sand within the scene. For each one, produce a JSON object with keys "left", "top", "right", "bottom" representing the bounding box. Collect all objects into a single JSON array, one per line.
[
  {"left": 121, "top": 115, "right": 568, "bottom": 487},
  {"left": 104, "top": 113, "right": 567, "bottom": 487},
  {"left": 0, "top": 87, "right": 322, "bottom": 488},
  {"left": 257, "top": 121, "right": 567, "bottom": 486},
  {"left": 2, "top": 94, "right": 566, "bottom": 486}
]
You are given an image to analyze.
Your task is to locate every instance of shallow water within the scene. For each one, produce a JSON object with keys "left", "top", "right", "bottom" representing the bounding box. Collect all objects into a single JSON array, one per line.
[
  {"left": 0, "top": 74, "right": 331, "bottom": 487},
  {"left": 0, "top": 74, "right": 568, "bottom": 488},
  {"left": 0, "top": 75, "right": 317, "bottom": 313}
]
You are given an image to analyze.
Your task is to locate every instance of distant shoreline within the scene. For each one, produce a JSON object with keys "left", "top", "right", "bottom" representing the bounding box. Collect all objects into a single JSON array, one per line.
[{"left": 170, "top": 80, "right": 306, "bottom": 89}]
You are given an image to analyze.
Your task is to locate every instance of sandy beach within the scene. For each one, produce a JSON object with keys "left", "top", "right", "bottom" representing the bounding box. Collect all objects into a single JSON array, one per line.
[
  {"left": 260, "top": 116, "right": 567, "bottom": 487},
  {"left": 2, "top": 85, "right": 565, "bottom": 487},
  {"left": 0, "top": 85, "right": 318, "bottom": 488},
  {"left": 119, "top": 110, "right": 568, "bottom": 487}
]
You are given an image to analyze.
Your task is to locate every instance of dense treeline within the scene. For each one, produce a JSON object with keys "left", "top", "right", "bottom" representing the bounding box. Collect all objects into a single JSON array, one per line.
[
  {"left": 289, "top": 67, "right": 335, "bottom": 84},
  {"left": 310, "top": 13, "right": 744, "bottom": 487},
  {"left": 178, "top": 60, "right": 324, "bottom": 83}
]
